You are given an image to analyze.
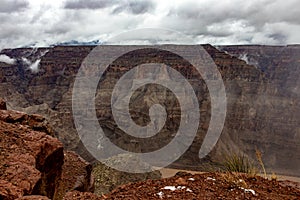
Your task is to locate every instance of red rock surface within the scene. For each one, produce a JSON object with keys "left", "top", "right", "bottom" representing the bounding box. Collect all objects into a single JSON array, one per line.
[
  {"left": 16, "top": 195, "right": 51, "bottom": 200},
  {"left": 0, "top": 107, "right": 55, "bottom": 137},
  {"left": 104, "top": 172, "right": 300, "bottom": 200},
  {"left": 0, "top": 101, "right": 63, "bottom": 199},
  {"left": 56, "top": 151, "right": 94, "bottom": 199},
  {"left": 0, "top": 180, "right": 24, "bottom": 199},
  {"left": 63, "top": 191, "right": 102, "bottom": 200},
  {"left": 0, "top": 98, "right": 97, "bottom": 200}
]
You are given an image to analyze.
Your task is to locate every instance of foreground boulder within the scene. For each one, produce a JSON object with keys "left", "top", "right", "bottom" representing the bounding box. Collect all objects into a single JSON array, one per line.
[
  {"left": 0, "top": 99, "right": 96, "bottom": 199},
  {"left": 92, "top": 154, "right": 162, "bottom": 195},
  {"left": 0, "top": 106, "right": 64, "bottom": 199}
]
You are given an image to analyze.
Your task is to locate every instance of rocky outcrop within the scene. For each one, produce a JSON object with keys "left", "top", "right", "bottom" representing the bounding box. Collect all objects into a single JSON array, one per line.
[
  {"left": 92, "top": 154, "right": 162, "bottom": 195},
  {"left": 0, "top": 99, "right": 95, "bottom": 199},
  {"left": 0, "top": 103, "right": 63, "bottom": 199},
  {"left": 55, "top": 151, "right": 94, "bottom": 199},
  {"left": 0, "top": 45, "right": 299, "bottom": 177}
]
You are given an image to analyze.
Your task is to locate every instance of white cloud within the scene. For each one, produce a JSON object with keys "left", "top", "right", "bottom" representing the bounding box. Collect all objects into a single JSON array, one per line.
[
  {"left": 29, "top": 59, "right": 41, "bottom": 73},
  {"left": 0, "top": 0, "right": 299, "bottom": 48},
  {"left": 0, "top": 54, "right": 16, "bottom": 64}
]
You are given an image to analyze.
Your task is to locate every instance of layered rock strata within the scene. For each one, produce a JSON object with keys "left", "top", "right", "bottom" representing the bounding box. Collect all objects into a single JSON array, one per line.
[{"left": 0, "top": 44, "right": 299, "bottom": 176}]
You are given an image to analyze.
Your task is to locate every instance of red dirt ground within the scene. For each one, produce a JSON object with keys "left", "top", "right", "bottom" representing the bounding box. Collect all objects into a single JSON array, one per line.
[{"left": 103, "top": 172, "right": 300, "bottom": 200}]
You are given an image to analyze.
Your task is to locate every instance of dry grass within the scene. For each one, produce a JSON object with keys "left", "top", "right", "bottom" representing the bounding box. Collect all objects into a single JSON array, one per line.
[
  {"left": 221, "top": 172, "right": 248, "bottom": 189},
  {"left": 255, "top": 149, "right": 267, "bottom": 178},
  {"left": 271, "top": 172, "right": 277, "bottom": 181},
  {"left": 222, "top": 152, "right": 256, "bottom": 174}
]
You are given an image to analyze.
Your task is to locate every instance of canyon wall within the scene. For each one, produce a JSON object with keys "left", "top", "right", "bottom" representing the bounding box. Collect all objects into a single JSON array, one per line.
[{"left": 0, "top": 45, "right": 299, "bottom": 176}]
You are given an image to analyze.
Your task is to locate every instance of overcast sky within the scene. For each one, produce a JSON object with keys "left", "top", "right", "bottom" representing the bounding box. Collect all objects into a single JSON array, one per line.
[{"left": 1, "top": 0, "right": 300, "bottom": 49}]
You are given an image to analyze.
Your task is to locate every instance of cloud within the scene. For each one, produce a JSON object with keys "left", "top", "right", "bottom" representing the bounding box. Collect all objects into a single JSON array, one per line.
[
  {"left": 29, "top": 59, "right": 41, "bottom": 73},
  {"left": 0, "top": 0, "right": 300, "bottom": 48},
  {"left": 21, "top": 57, "right": 40, "bottom": 73},
  {"left": 112, "top": 0, "right": 155, "bottom": 15},
  {"left": 19, "top": 49, "right": 48, "bottom": 73},
  {"left": 0, "top": 0, "right": 29, "bottom": 13},
  {"left": 64, "top": 0, "right": 114, "bottom": 10},
  {"left": 0, "top": 54, "right": 16, "bottom": 64},
  {"left": 160, "top": 0, "right": 300, "bottom": 44},
  {"left": 65, "top": 0, "right": 155, "bottom": 15}
]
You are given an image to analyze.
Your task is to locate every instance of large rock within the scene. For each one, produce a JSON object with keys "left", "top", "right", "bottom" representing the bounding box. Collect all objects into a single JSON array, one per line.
[
  {"left": 0, "top": 100, "right": 98, "bottom": 199},
  {"left": 0, "top": 180, "right": 24, "bottom": 199},
  {"left": 0, "top": 103, "right": 64, "bottom": 199},
  {"left": 55, "top": 151, "right": 94, "bottom": 199},
  {"left": 92, "top": 154, "right": 162, "bottom": 196}
]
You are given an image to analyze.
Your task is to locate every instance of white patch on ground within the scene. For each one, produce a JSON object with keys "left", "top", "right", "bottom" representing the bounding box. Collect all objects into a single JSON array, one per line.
[
  {"left": 188, "top": 178, "right": 195, "bottom": 181},
  {"left": 240, "top": 187, "right": 256, "bottom": 195},
  {"left": 207, "top": 177, "right": 216, "bottom": 181},
  {"left": 163, "top": 186, "right": 186, "bottom": 191},
  {"left": 162, "top": 185, "right": 193, "bottom": 193},
  {"left": 186, "top": 188, "right": 193, "bottom": 192},
  {"left": 157, "top": 191, "right": 164, "bottom": 198}
]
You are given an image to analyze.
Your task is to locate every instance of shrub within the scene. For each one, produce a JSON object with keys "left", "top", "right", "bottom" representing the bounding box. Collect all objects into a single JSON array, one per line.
[{"left": 222, "top": 152, "right": 256, "bottom": 174}]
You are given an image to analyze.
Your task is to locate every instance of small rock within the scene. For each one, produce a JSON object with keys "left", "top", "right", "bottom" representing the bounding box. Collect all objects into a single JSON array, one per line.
[
  {"left": 175, "top": 177, "right": 187, "bottom": 185},
  {"left": 0, "top": 98, "right": 6, "bottom": 110}
]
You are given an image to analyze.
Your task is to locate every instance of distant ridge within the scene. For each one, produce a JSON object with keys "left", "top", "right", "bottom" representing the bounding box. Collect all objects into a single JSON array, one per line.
[{"left": 53, "top": 39, "right": 102, "bottom": 46}]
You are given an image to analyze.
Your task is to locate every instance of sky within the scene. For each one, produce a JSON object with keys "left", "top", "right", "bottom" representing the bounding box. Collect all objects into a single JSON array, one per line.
[{"left": 0, "top": 0, "right": 300, "bottom": 49}]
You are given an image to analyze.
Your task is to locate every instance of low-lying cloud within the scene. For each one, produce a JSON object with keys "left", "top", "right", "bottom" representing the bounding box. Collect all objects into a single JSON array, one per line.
[
  {"left": 0, "top": 53, "right": 41, "bottom": 73},
  {"left": 0, "top": 54, "right": 16, "bottom": 65}
]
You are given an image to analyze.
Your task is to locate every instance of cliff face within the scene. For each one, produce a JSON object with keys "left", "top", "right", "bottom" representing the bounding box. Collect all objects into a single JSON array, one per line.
[
  {"left": 0, "top": 45, "right": 299, "bottom": 177},
  {"left": 218, "top": 45, "right": 300, "bottom": 175}
]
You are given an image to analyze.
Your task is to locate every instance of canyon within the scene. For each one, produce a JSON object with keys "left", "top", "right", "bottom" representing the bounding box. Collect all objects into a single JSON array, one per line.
[{"left": 0, "top": 44, "right": 299, "bottom": 177}]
